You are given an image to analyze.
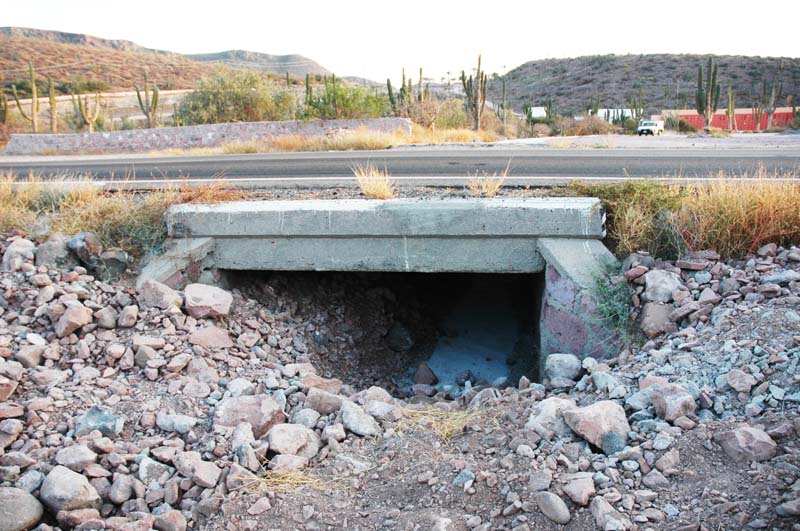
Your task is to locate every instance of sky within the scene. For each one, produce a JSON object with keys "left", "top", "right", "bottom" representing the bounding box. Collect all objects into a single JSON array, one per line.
[{"left": 4, "top": 0, "right": 799, "bottom": 82}]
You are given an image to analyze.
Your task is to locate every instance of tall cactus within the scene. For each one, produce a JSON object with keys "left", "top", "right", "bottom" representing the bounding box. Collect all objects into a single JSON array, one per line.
[
  {"left": 461, "top": 55, "right": 488, "bottom": 131},
  {"left": 73, "top": 92, "right": 101, "bottom": 133},
  {"left": 725, "top": 83, "right": 736, "bottom": 132},
  {"left": 0, "top": 92, "right": 8, "bottom": 126},
  {"left": 761, "top": 62, "right": 784, "bottom": 130},
  {"left": 695, "top": 56, "right": 720, "bottom": 130},
  {"left": 48, "top": 77, "right": 58, "bottom": 133},
  {"left": 11, "top": 62, "right": 39, "bottom": 133},
  {"left": 135, "top": 73, "right": 160, "bottom": 128},
  {"left": 627, "top": 88, "right": 646, "bottom": 122}
]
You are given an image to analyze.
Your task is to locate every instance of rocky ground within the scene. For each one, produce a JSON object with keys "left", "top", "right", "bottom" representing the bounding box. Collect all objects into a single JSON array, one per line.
[{"left": 0, "top": 230, "right": 799, "bottom": 531}]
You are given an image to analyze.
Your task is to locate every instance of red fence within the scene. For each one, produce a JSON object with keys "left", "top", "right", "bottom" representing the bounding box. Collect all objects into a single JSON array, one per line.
[{"left": 666, "top": 107, "right": 795, "bottom": 131}]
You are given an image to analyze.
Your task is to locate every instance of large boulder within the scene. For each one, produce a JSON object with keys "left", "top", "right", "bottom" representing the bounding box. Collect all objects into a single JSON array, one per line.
[
  {"left": 304, "top": 387, "right": 344, "bottom": 415},
  {"left": 714, "top": 426, "right": 777, "bottom": 462},
  {"left": 340, "top": 400, "right": 380, "bottom": 437},
  {"left": 640, "top": 303, "right": 676, "bottom": 339},
  {"left": 213, "top": 395, "right": 285, "bottom": 438},
  {"left": 184, "top": 284, "right": 233, "bottom": 319},
  {"left": 0, "top": 487, "right": 43, "bottom": 531},
  {"left": 563, "top": 400, "right": 630, "bottom": 454},
  {"left": 39, "top": 465, "right": 101, "bottom": 513}
]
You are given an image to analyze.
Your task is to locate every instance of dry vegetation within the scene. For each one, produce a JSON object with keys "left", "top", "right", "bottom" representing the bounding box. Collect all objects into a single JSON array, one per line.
[
  {"left": 351, "top": 163, "right": 395, "bottom": 199},
  {"left": 0, "top": 173, "right": 244, "bottom": 255},
  {"left": 569, "top": 169, "right": 800, "bottom": 258},
  {"left": 397, "top": 406, "right": 494, "bottom": 443},
  {"left": 468, "top": 163, "right": 510, "bottom": 198}
]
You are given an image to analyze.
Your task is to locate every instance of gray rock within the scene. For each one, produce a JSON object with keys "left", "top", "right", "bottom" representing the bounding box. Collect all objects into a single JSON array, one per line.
[
  {"left": 107, "top": 474, "right": 134, "bottom": 505},
  {"left": 413, "top": 363, "right": 438, "bottom": 385},
  {"left": 544, "top": 353, "right": 581, "bottom": 381},
  {"left": 643, "top": 270, "right": 682, "bottom": 303},
  {"left": 534, "top": 492, "right": 571, "bottom": 525},
  {"left": 39, "top": 465, "right": 101, "bottom": 513},
  {"left": 55, "top": 445, "right": 97, "bottom": 472},
  {"left": 98, "top": 249, "right": 128, "bottom": 279},
  {"left": 75, "top": 406, "right": 125, "bottom": 438},
  {"left": 528, "top": 470, "right": 553, "bottom": 492},
  {"left": 0, "top": 487, "right": 43, "bottom": 531},
  {"left": 2, "top": 239, "right": 35, "bottom": 272},
  {"left": 340, "top": 400, "right": 381, "bottom": 437},
  {"left": 35, "top": 233, "right": 74, "bottom": 268},
  {"left": 139, "top": 279, "right": 183, "bottom": 310},
  {"left": 67, "top": 232, "right": 103, "bottom": 269},
  {"left": 760, "top": 270, "right": 800, "bottom": 286},
  {"left": 156, "top": 412, "right": 197, "bottom": 435}
]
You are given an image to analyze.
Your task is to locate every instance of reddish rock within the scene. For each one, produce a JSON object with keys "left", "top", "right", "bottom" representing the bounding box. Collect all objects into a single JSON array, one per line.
[
  {"left": 640, "top": 303, "right": 677, "bottom": 339},
  {"left": 563, "top": 474, "right": 595, "bottom": 506},
  {"left": 266, "top": 424, "right": 321, "bottom": 459},
  {"left": 563, "top": 400, "right": 630, "bottom": 454},
  {"left": 304, "top": 387, "right": 344, "bottom": 415},
  {"left": 726, "top": 369, "right": 757, "bottom": 393},
  {"left": 301, "top": 374, "right": 343, "bottom": 394},
  {"left": 189, "top": 325, "right": 233, "bottom": 348},
  {"left": 183, "top": 283, "right": 233, "bottom": 319},
  {"left": 413, "top": 363, "right": 439, "bottom": 385},
  {"left": 213, "top": 395, "right": 285, "bottom": 438},
  {"left": 714, "top": 426, "right": 777, "bottom": 462},
  {"left": 0, "top": 376, "right": 18, "bottom": 401},
  {"left": 55, "top": 303, "right": 93, "bottom": 338},
  {"left": 139, "top": 279, "right": 183, "bottom": 309},
  {"left": 651, "top": 384, "right": 696, "bottom": 422}
]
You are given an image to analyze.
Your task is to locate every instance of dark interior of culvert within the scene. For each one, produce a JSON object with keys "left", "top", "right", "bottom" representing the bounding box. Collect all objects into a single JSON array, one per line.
[{"left": 228, "top": 271, "right": 543, "bottom": 397}]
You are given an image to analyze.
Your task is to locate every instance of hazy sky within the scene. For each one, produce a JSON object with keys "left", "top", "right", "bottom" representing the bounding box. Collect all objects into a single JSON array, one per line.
[{"left": 5, "top": 0, "right": 799, "bottom": 82}]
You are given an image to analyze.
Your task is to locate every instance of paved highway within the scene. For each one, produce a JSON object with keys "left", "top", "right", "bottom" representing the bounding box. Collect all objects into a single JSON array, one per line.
[{"left": 2, "top": 147, "right": 799, "bottom": 187}]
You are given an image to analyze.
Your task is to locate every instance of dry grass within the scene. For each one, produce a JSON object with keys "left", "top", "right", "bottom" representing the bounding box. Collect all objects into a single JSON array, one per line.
[
  {"left": 397, "top": 406, "right": 494, "bottom": 443},
  {"left": 0, "top": 173, "right": 245, "bottom": 256},
  {"left": 352, "top": 163, "right": 396, "bottom": 199},
  {"left": 571, "top": 169, "right": 800, "bottom": 258},
  {"left": 468, "top": 162, "right": 510, "bottom": 198},
  {"left": 245, "top": 470, "right": 326, "bottom": 494},
  {"left": 671, "top": 172, "right": 800, "bottom": 257}
]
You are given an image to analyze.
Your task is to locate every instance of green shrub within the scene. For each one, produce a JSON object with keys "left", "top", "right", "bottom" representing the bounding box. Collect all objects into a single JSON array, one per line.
[
  {"left": 592, "top": 260, "right": 641, "bottom": 345},
  {"left": 177, "top": 70, "right": 297, "bottom": 125},
  {"left": 678, "top": 119, "right": 697, "bottom": 133},
  {"left": 433, "top": 98, "right": 469, "bottom": 129},
  {"left": 303, "top": 75, "right": 388, "bottom": 120}
]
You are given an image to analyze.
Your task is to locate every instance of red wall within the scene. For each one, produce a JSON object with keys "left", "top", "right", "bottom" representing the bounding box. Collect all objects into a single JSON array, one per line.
[{"left": 675, "top": 110, "right": 794, "bottom": 131}]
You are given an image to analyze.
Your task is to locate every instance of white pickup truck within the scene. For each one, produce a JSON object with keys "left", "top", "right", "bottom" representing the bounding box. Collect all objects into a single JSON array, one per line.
[{"left": 637, "top": 120, "right": 665, "bottom": 136}]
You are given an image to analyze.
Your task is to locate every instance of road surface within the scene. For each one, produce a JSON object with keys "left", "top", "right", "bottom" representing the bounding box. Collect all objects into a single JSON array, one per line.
[{"left": 2, "top": 147, "right": 799, "bottom": 188}]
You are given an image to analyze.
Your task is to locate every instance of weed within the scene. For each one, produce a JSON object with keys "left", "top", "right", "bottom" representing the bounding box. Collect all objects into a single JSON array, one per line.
[
  {"left": 352, "top": 163, "right": 395, "bottom": 199},
  {"left": 592, "top": 260, "right": 641, "bottom": 345},
  {"left": 245, "top": 469, "right": 326, "bottom": 494},
  {"left": 221, "top": 141, "right": 262, "bottom": 154},
  {"left": 468, "top": 163, "right": 509, "bottom": 198}
]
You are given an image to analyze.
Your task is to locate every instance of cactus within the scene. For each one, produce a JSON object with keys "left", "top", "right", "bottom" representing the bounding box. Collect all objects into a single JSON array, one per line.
[
  {"left": 695, "top": 56, "right": 720, "bottom": 130},
  {"left": 172, "top": 103, "right": 183, "bottom": 127},
  {"left": 627, "top": 88, "right": 646, "bottom": 122},
  {"left": 761, "top": 62, "right": 784, "bottom": 130},
  {"left": 11, "top": 62, "right": 39, "bottom": 133},
  {"left": 0, "top": 92, "right": 8, "bottom": 126},
  {"left": 417, "top": 68, "right": 424, "bottom": 102},
  {"left": 48, "top": 77, "right": 58, "bottom": 133},
  {"left": 461, "top": 55, "right": 488, "bottom": 131},
  {"left": 72, "top": 92, "right": 101, "bottom": 133},
  {"left": 725, "top": 83, "right": 736, "bottom": 132},
  {"left": 135, "top": 73, "right": 160, "bottom": 128},
  {"left": 588, "top": 94, "right": 601, "bottom": 117}
]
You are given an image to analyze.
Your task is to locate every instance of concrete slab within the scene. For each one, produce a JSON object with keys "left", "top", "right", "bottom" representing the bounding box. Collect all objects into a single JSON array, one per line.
[{"left": 165, "top": 198, "right": 604, "bottom": 273}]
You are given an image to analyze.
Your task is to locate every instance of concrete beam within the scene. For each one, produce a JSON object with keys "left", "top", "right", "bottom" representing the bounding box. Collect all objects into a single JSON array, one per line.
[{"left": 165, "top": 198, "right": 605, "bottom": 273}]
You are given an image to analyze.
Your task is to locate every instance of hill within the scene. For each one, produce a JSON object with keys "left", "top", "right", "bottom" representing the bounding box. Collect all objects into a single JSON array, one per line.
[
  {"left": 0, "top": 27, "right": 333, "bottom": 92},
  {"left": 493, "top": 54, "right": 800, "bottom": 115},
  {"left": 189, "top": 50, "right": 330, "bottom": 77}
]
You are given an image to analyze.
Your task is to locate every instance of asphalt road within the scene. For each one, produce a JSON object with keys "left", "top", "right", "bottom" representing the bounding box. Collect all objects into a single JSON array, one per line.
[{"left": 2, "top": 147, "right": 799, "bottom": 187}]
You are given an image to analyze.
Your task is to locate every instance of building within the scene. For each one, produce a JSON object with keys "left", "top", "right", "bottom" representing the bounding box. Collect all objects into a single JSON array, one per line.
[{"left": 662, "top": 107, "right": 795, "bottom": 131}]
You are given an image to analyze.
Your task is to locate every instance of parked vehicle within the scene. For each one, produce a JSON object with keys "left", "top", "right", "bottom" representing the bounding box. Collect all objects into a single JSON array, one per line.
[{"left": 637, "top": 120, "right": 664, "bottom": 136}]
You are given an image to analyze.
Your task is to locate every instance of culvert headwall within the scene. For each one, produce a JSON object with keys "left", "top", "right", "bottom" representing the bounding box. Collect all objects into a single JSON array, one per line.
[{"left": 141, "top": 197, "right": 621, "bottom": 364}]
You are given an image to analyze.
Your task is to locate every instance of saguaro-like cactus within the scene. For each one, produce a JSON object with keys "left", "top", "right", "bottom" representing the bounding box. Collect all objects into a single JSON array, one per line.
[
  {"left": 761, "top": 63, "right": 784, "bottom": 130},
  {"left": 48, "top": 77, "right": 58, "bottom": 133},
  {"left": 695, "top": 56, "right": 720, "bottom": 130},
  {"left": 73, "top": 92, "right": 101, "bottom": 133},
  {"left": 725, "top": 83, "right": 736, "bottom": 132},
  {"left": 461, "top": 55, "right": 487, "bottom": 131},
  {"left": 0, "top": 92, "right": 8, "bottom": 125},
  {"left": 11, "top": 62, "right": 39, "bottom": 133},
  {"left": 135, "top": 73, "right": 160, "bottom": 128}
]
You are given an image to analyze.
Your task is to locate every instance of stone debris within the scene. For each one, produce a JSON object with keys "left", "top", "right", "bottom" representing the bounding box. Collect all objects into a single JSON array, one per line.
[{"left": 0, "top": 233, "right": 798, "bottom": 531}]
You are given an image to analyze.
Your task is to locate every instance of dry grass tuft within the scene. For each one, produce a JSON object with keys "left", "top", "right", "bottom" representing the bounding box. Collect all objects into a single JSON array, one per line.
[
  {"left": 468, "top": 163, "right": 510, "bottom": 198},
  {"left": 352, "top": 163, "right": 396, "bottom": 199},
  {"left": 221, "top": 141, "right": 262, "bottom": 154},
  {"left": 397, "top": 406, "right": 494, "bottom": 442},
  {"left": 246, "top": 470, "right": 326, "bottom": 494}
]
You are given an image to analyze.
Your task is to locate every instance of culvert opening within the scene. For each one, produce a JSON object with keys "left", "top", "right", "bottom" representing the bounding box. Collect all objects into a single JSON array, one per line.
[{"left": 229, "top": 271, "right": 543, "bottom": 397}]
